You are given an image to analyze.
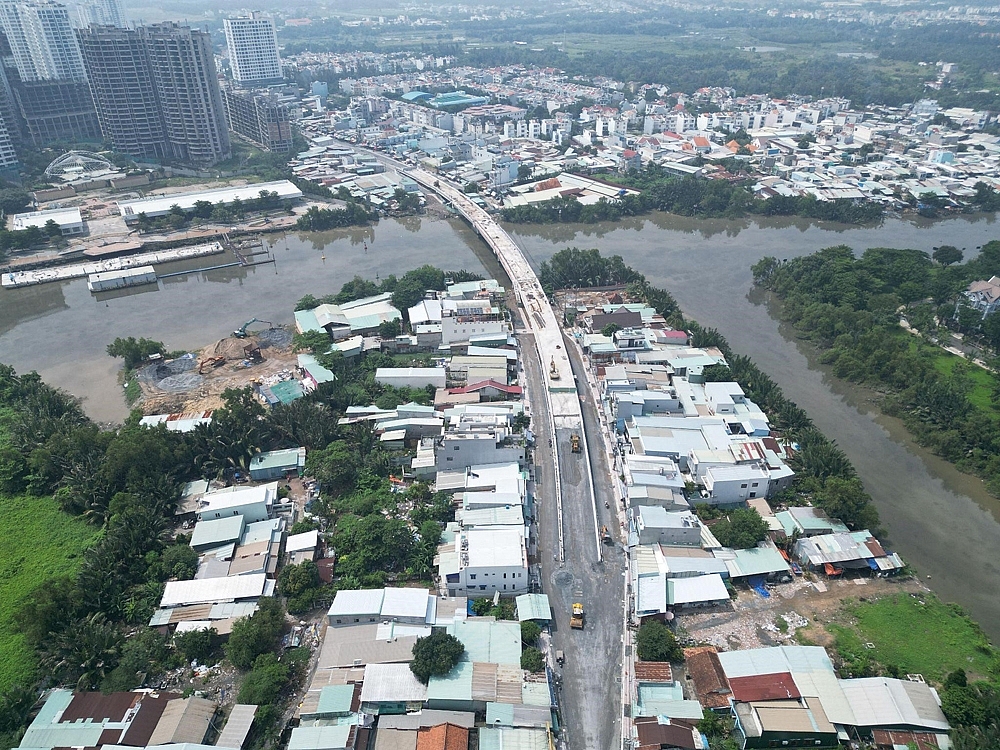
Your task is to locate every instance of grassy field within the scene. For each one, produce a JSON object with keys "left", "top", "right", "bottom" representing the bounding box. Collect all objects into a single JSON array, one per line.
[
  {"left": 0, "top": 495, "right": 98, "bottom": 692},
  {"left": 905, "top": 336, "right": 998, "bottom": 412},
  {"left": 829, "top": 593, "right": 999, "bottom": 683}
]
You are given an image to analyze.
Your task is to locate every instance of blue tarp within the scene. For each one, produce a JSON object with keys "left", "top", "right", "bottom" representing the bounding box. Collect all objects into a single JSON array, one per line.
[
  {"left": 867, "top": 558, "right": 879, "bottom": 571},
  {"left": 748, "top": 575, "right": 770, "bottom": 598}
]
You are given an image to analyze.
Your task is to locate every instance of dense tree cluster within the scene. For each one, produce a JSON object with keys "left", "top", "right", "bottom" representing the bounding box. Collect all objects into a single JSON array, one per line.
[
  {"left": 537, "top": 247, "right": 643, "bottom": 291},
  {"left": 294, "top": 265, "right": 483, "bottom": 323},
  {"left": 755, "top": 242, "right": 1000, "bottom": 497},
  {"left": 636, "top": 620, "right": 683, "bottom": 662},
  {"left": 106, "top": 337, "right": 166, "bottom": 371},
  {"left": 409, "top": 632, "right": 465, "bottom": 683},
  {"left": 295, "top": 202, "right": 377, "bottom": 231},
  {"left": 709, "top": 507, "right": 770, "bottom": 549},
  {"left": 502, "top": 167, "right": 884, "bottom": 227}
]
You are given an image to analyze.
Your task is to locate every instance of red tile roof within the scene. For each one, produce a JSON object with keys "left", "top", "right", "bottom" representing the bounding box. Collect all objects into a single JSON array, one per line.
[
  {"left": 634, "top": 661, "right": 673, "bottom": 682},
  {"left": 729, "top": 673, "right": 801, "bottom": 702},
  {"left": 448, "top": 379, "right": 522, "bottom": 395},
  {"left": 872, "top": 730, "right": 940, "bottom": 750},
  {"left": 682, "top": 647, "right": 731, "bottom": 709},
  {"left": 533, "top": 177, "right": 562, "bottom": 192},
  {"left": 415, "top": 723, "right": 469, "bottom": 750}
]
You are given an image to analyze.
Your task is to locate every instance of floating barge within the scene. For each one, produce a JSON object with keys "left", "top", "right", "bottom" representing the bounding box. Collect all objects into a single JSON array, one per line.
[
  {"left": 1, "top": 242, "right": 224, "bottom": 289},
  {"left": 87, "top": 265, "right": 157, "bottom": 292}
]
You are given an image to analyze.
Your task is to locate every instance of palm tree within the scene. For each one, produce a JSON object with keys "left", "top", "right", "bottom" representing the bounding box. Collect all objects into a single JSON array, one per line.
[{"left": 40, "top": 613, "right": 123, "bottom": 690}]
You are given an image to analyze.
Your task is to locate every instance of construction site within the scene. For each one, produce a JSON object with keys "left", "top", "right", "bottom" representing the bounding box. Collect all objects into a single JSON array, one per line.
[{"left": 137, "top": 322, "right": 299, "bottom": 415}]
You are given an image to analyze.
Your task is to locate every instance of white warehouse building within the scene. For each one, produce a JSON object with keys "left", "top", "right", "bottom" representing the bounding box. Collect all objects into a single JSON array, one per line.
[
  {"left": 117, "top": 180, "right": 301, "bottom": 221},
  {"left": 438, "top": 526, "right": 529, "bottom": 597}
]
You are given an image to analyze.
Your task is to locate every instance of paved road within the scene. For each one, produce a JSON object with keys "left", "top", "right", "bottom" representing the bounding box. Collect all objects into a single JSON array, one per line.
[
  {"left": 525, "top": 330, "right": 624, "bottom": 750},
  {"left": 349, "top": 142, "right": 624, "bottom": 748}
]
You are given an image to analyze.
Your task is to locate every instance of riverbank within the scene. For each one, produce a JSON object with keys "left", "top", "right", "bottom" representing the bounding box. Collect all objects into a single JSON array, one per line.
[
  {"left": 507, "top": 213, "right": 1000, "bottom": 642},
  {"left": 754, "top": 243, "right": 1000, "bottom": 499},
  {"left": 501, "top": 171, "right": 887, "bottom": 226},
  {"left": 0, "top": 215, "right": 490, "bottom": 423}
]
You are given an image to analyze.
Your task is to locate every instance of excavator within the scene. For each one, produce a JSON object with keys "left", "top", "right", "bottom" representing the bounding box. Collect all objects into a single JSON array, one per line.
[{"left": 233, "top": 318, "right": 274, "bottom": 338}]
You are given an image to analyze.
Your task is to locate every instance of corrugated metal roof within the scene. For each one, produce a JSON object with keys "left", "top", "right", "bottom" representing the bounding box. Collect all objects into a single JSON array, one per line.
[
  {"left": 426, "top": 660, "right": 474, "bottom": 702},
  {"left": 250, "top": 448, "right": 305, "bottom": 473},
  {"left": 381, "top": 588, "right": 432, "bottom": 621},
  {"left": 478, "top": 727, "right": 549, "bottom": 750},
  {"left": 160, "top": 573, "right": 267, "bottom": 607},
  {"left": 725, "top": 546, "right": 789, "bottom": 579},
  {"left": 729, "top": 673, "right": 800, "bottom": 702},
  {"left": 449, "top": 620, "right": 521, "bottom": 666},
  {"left": 328, "top": 589, "right": 385, "bottom": 617},
  {"left": 666, "top": 574, "right": 729, "bottom": 605},
  {"left": 515, "top": 594, "right": 551, "bottom": 622},
  {"left": 360, "top": 663, "right": 427, "bottom": 703},
  {"left": 147, "top": 698, "right": 215, "bottom": 746},
  {"left": 286, "top": 530, "right": 319, "bottom": 554},
  {"left": 316, "top": 685, "right": 355, "bottom": 716},
  {"left": 471, "top": 661, "right": 498, "bottom": 702},
  {"left": 190, "top": 516, "right": 245, "bottom": 549},
  {"left": 287, "top": 724, "right": 354, "bottom": 750},
  {"left": 637, "top": 573, "right": 667, "bottom": 615},
  {"left": 719, "top": 646, "right": 856, "bottom": 726},
  {"left": 215, "top": 705, "right": 257, "bottom": 750},
  {"left": 841, "top": 678, "right": 950, "bottom": 731},
  {"left": 495, "top": 665, "right": 524, "bottom": 705},
  {"left": 520, "top": 681, "right": 551, "bottom": 708}
]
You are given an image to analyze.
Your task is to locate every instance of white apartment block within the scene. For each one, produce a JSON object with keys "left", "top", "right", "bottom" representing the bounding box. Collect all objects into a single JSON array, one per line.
[
  {"left": 224, "top": 12, "right": 281, "bottom": 86},
  {"left": 442, "top": 527, "right": 529, "bottom": 597},
  {"left": 70, "top": 0, "right": 127, "bottom": 28},
  {"left": 0, "top": 0, "right": 86, "bottom": 81}
]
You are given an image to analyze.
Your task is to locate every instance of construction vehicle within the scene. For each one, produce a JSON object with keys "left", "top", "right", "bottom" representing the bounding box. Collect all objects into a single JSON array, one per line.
[
  {"left": 549, "top": 356, "right": 560, "bottom": 380},
  {"left": 570, "top": 434, "right": 581, "bottom": 453},
  {"left": 601, "top": 525, "right": 612, "bottom": 544},
  {"left": 570, "top": 602, "right": 585, "bottom": 630},
  {"left": 233, "top": 318, "right": 274, "bottom": 338},
  {"left": 198, "top": 356, "right": 225, "bottom": 374}
]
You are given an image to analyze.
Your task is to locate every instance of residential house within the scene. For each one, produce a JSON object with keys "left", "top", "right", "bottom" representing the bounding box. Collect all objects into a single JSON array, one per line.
[
  {"left": 249, "top": 447, "right": 306, "bottom": 481},
  {"left": 964, "top": 276, "right": 1000, "bottom": 317},
  {"left": 196, "top": 483, "right": 277, "bottom": 523},
  {"left": 438, "top": 526, "right": 529, "bottom": 597}
]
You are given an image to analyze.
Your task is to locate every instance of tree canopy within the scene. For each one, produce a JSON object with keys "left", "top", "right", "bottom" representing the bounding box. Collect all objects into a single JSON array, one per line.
[
  {"left": 710, "top": 507, "right": 770, "bottom": 550},
  {"left": 636, "top": 620, "right": 683, "bottom": 662},
  {"left": 106, "top": 337, "right": 166, "bottom": 371},
  {"left": 409, "top": 631, "right": 465, "bottom": 683}
]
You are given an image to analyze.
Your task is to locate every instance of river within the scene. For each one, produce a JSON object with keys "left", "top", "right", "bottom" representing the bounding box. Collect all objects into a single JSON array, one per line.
[
  {"left": 0, "top": 215, "right": 490, "bottom": 423},
  {"left": 508, "top": 211, "right": 1000, "bottom": 641},
  {"left": 3, "top": 208, "right": 1000, "bottom": 639}
]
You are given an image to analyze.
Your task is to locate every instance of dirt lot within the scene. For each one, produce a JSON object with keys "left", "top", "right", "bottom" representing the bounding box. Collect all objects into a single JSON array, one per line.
[
  {"left": 139, "top": 330, "right": 300, "bottom": 414},
  {"left": 678, "top": 574, "right": 929, "bottom": 651}
]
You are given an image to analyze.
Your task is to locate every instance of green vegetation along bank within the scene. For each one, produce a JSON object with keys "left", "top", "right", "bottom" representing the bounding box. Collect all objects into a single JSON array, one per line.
[
  {"left": 502, "top": 166, "right": 888, "bottom": 226},
  {"left": 542, "top": 246, "right": 880, "bottom": 530},
  {"left": 0, "top": 264, "right": 500, "bottom": 750},
  {"left": 753, "top": 241, "right": 1000, "bottom": 497},
  {"left": 545, "top": 246, "right": 1000, "bottom": 747},
  {"left": 0, "top": 496, "right": 96, "bottom": 694}
]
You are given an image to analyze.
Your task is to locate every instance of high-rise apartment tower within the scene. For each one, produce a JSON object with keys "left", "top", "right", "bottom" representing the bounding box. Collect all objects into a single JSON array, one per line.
[{"left": 223, "top": 12, "right": 280, "bottom": 86}]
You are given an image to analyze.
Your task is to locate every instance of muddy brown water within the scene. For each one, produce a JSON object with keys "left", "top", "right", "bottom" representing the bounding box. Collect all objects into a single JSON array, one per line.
[
  {"left": 509, "top": 211, "right": 1000, "bottom": 641},
  {"left": 3, "top": 208, "right": 1000, "bottom": 639}
]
